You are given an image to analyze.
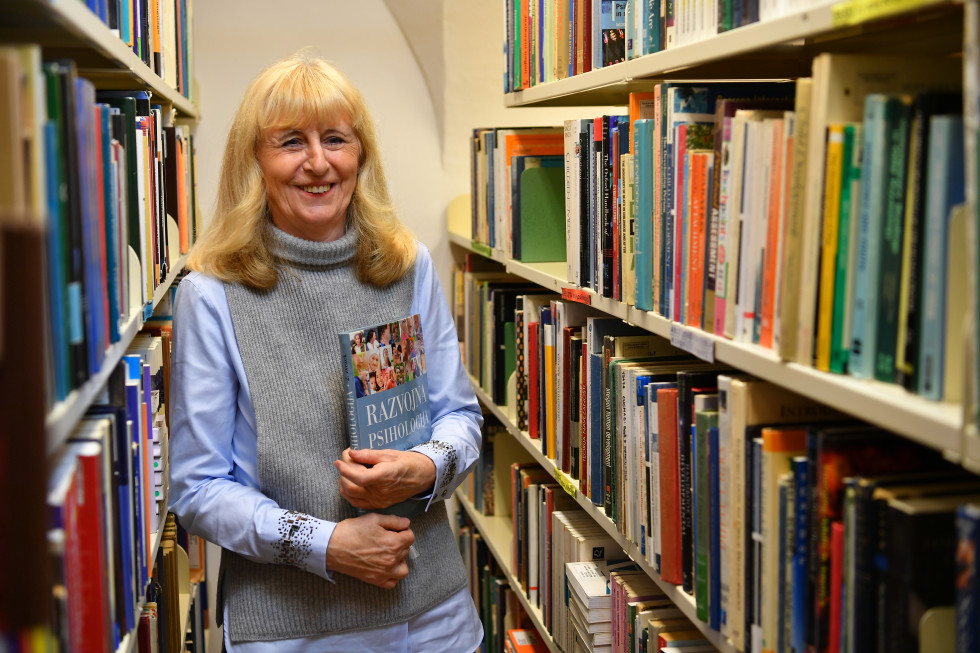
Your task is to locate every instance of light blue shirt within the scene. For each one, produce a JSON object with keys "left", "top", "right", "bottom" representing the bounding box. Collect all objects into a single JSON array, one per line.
[{"left": 167, "top": 243, "right": 484, "bottom": 650}]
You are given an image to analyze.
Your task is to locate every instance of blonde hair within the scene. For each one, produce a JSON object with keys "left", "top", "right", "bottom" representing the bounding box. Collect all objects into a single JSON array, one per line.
[{"left": 187, "top": 52, "right": 416, "bottom": 289}]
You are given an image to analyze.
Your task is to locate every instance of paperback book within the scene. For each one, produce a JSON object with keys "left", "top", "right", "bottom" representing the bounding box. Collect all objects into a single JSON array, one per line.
[{"left": 339, "top": 313, "right": 431, "bottom": 517}]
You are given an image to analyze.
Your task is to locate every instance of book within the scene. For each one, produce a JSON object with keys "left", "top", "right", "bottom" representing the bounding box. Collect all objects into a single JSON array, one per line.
[
  {"left": 339, "top": 313, "right": 432, "bottom": 518},
  {"left": 956, "top": 504, "right": 980, "bottom": 653},
  {"left": 794, "top": 54, "right": 958, "bottom": 367}
]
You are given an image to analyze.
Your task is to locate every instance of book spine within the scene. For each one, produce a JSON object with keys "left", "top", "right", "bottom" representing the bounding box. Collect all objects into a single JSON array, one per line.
[
  {"left": 816, "top": 125, "right": 846, "bottom": 371},
  {"left": 956, "top": 505, "right": 980, "bottom": 653},
  {"left": 338, "top": 333, "right": 360, "bottom": 449},
  {"left": 873, "top": 97, "right": 913, "bottom": 382}
]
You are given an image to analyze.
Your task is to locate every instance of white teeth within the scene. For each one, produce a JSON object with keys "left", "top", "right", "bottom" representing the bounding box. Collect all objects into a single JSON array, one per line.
[{"left": 301, "top": 184, "right": 332, "bottom": 193}]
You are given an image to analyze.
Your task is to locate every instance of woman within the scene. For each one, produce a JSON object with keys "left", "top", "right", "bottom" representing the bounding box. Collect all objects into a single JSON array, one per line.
[
  {"left": 168, "top": 53, "right": 484, "bottom": 651},
  {"left": 350, "top": 330, "right": 364, "bottom": 354}
]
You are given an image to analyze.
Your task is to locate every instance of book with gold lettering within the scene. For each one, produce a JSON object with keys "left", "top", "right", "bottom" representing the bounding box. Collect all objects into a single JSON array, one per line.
[{"left": 339, "top": 313, "right": 432, "bottom": 517}]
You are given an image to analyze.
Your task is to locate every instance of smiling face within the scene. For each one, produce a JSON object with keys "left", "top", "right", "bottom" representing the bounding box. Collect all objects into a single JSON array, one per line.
[{"left": 256, "top": 116, "right": 360, "bottom": 242}]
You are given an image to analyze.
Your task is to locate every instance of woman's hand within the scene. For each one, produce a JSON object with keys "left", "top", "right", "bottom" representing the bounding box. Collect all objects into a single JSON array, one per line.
[
  {"left": 334, "top": 448, "right": 436, "bottom": 510},
  {"left": 326, "top": 513, "right": 414, "bottom": 588}
]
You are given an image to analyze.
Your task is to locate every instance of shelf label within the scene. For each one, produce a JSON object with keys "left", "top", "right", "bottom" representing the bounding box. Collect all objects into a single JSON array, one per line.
[
  {"left": 669, "top": 323, "right": 715, "bottom": 362},
  {"left": 471, "top": 241, "right": 492, "bottom": 258},
  {"left": 555, "top": 470, "right": 578, "bottom": 498},
  {"left": 562, "top": 287, "right": 592, "bottom": 305},
  {"left": 831, "top": 0, "right": 943, "bottom": 26}
]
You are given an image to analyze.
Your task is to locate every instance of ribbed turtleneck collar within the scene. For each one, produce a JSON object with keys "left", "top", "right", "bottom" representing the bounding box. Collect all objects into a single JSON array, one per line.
[{"left": 268, "top": 223, "right": 358, "bottom": 269}]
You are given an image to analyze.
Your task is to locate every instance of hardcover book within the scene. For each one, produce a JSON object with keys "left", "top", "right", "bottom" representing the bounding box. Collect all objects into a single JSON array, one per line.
[{"left": 339, "top": 313, "right": 432, "bottom": 518}]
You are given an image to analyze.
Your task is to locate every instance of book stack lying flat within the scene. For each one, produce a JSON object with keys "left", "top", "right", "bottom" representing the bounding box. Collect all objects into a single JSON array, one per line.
[{"left": 566, "top": 560, "right": 636, "bottom": 653}]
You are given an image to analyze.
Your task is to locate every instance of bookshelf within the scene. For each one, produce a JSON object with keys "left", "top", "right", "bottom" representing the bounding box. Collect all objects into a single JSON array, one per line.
[
  {"left": 454, "top": 0, "right": 976, "bottom": 650},
  {"left": 454, "top": 242, "right": 965, "bottom": 460},
  {"left": 503, "top": 0, "right": 962, "bottom": 107},
  {"left": 465, "top": 373, "right": 738, "bottom": 652},
  {"left": 0, "top": 0, "right": 203, "bottom": 648},
  {"left": 45, "top": 254, "right": 187, "bottom": 452},
  {"left": 458, "top": 493, "right": 560, "bottom": 653},
  {"left": 1, "top": 0, "right": 198, "bottom": 119}
]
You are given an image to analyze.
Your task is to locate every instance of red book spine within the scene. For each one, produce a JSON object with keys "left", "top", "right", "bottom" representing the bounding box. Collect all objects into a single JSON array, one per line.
[
  {"left": 657, "top": 387, "right": 682, "bottom": 584},
  {"left": 580, "top": 340, "right": 589, "bottom": 496},
  {"left": 73, "top": 443, "right": 112, "bottom": 653},
  {"left": 561, "top": 326, "right": 574, "bottom": 473}
]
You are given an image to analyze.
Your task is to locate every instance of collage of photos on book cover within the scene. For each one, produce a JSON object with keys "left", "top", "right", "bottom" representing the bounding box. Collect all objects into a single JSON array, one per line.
[{"left": 347, "top": 315, "right": 428, "bottom": 398}]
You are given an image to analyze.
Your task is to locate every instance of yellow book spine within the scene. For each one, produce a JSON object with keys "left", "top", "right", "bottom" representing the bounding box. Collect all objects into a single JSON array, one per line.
[{"left": 816, "top": 125, "right": 845, "bottom": 371}]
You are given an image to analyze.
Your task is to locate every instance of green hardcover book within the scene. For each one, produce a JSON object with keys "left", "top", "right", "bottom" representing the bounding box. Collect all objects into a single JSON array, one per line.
[
  {"left": 694, "top": 397, "right": 719, "bottom": 624},
  {"left": 873, "top": 95, "right": 913, "bottom": 382},
  {"left": 829, "top": 123, "right": 862, "bottom": 374},
  {"left": 518, "top": 166, "right": 566, "bottom": 262}
]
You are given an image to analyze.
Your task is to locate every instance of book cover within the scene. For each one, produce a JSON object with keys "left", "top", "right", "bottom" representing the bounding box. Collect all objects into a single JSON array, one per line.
[
  {"left": 917, "top": 114, "right": 965, "bottom": 399},
  {"left": 339, "top": 313, "right": 431, "bottom": 518},
  {"left": 956, "top": 503, "right": 980, "bottom": 653}
]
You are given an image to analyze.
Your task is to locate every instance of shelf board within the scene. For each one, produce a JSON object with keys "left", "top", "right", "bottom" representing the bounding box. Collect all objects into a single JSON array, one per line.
[
  {"left": 2, "top": 0, "right": 198, "bottom": 118},
  {"left": 459, "top": 230, "right": 966, "bottom": 461},
  {"left": 503, "top": 0, "right": 961, "bottom": 106},
  {"left": 467, "top": 375, "right": 738, "bottom": 653},
  {"left": 627, "top": 308, "right": 964, "bottom": 460},
  {"left": 45, "top": 255, "right": 187, "bottom": 453},
  {"left": 457, "top": 494, "right": 561, "bottom": 653}
]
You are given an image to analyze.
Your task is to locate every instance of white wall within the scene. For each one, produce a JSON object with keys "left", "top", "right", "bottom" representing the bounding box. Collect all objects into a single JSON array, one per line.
[{"left": 192, "top": 0, "right": 449, "bottom": 286}]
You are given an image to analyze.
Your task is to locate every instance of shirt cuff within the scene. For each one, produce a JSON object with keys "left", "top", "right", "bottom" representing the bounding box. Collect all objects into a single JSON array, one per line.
[
  {"left": 271, "top": 510, "right": 335, "bottom": 582},
  {"left": 412, "top": 440, "right": 461, "bottom": 505}
]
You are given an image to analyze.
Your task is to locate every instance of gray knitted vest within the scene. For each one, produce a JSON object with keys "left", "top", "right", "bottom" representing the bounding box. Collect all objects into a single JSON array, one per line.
[{"left": 221, "top": 225, "right": 467, "bottom": 642}]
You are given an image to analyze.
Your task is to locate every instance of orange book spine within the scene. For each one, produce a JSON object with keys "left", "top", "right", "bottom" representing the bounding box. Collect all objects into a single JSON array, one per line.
[{"left": 759, "top": 120, "right": 785, "bottom": 349}]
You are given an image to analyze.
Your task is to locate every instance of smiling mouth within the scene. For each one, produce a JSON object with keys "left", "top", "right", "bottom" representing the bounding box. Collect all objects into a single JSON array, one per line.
[{"left": 300, "top": 184, "right": 333, "bottom": 194}]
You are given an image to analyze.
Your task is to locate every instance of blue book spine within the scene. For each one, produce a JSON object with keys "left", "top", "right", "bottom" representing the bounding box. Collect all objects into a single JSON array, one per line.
[
  {"left": 708, "top": 424, "right": 721, "bottom": 630},
  {"left": 849, "top": 94, "right": 892, "bottom": 379},
  {"left": 636, "top": 374, "right": 652, "bottom": 557},
  {"left": 650, "top": 0, "right": 663, "bottom": 53},
  {"left": 44, "top": 119, "right": 70, "bottom": 401},
  {"left": 635, "top": 120, "right": 654, "bottom": 311},
  {"left": 956, "top": 504, "right": 980, "bottom": 653},
  {"left": 100, "top": 104, "right": 120, "bottom": 344},
  {"left": 75, "top": 78, "right": 107, "bottom": 377},
  {"left": 917, "top": 114, "right": 965, "bottom": 399},
  {"left": 791, "top": 456, "right": 808, "bottom": 653}
]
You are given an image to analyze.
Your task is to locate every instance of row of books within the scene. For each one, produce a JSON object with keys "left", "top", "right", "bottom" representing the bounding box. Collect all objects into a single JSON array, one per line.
[
  {"left": 46, "top": 322, "right": 186, "bottom": 653},
  {"left": 503, "top": 0, "right": 860, "bottom": 93},
  {"left": 79, "top": 0, "right": 194, "bottom": 99},
  {"left": 566, "top": 559, "right": 714, "bottom": 653},
  {"left": 455, "top": 277, "right": 980, "bottom": 652},
  {"left": 1, "top": 45, "right": 199, "bottom": 408},
  {"left": 471, "top": 53, "right": 969, "bottom": 403},
  {"left": 458, "top": 512, "right": 541, "bottom": 653}
]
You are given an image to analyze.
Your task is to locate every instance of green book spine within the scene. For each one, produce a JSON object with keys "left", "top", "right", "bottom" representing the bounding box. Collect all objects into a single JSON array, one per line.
[{"left": 874, "top": 96, "right": 913, "bottom": 382}]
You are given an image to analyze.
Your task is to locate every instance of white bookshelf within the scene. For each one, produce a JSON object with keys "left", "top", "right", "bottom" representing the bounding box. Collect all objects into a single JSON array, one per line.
[
  {"left": 2, "top": 0, "right": 198, "bottom": 118},
  {"left": 456, "top": 235, "right": 966, "bottom": 464},
  {"left": 45, "top": 254, "right": 188, "bottom": 452},
  {"left": 466, "top": 374, "right": 739, "bottom": 653},
  {"left": 504, "top": 0, "right": 961, "bottom": 108},
  {"left": 457, "top": 494, "right": 561, "bottom": 653}
]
